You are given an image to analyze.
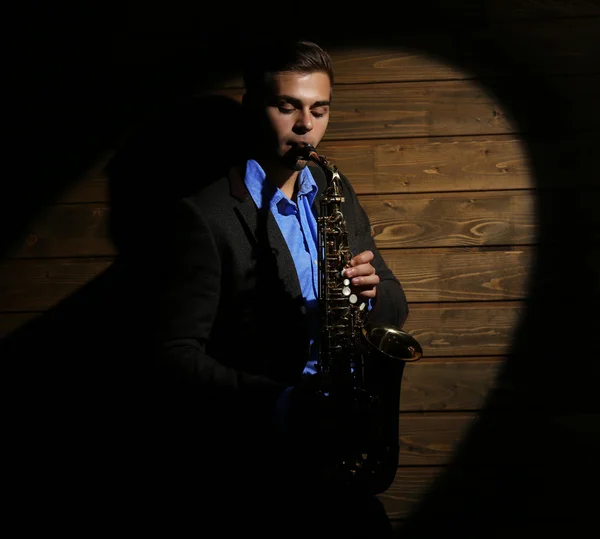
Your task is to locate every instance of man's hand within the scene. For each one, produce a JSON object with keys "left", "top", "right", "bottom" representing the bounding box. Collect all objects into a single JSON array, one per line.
[{"left": 342, "top": 250, "right": 379, "bottom": 300}]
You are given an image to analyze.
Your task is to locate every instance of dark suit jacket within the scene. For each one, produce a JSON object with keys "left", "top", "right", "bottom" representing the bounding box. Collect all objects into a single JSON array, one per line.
[{"left": 144, "top": 159, "right": 409, "bottom": 508}]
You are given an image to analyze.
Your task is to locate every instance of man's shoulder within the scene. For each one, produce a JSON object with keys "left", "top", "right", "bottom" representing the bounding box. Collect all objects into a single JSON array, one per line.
[{"left": 183, "top": 171, "right": 237, "bottom": 211}]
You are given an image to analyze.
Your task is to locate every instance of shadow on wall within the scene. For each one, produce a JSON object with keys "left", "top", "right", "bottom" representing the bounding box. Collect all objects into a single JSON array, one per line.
[
  {"left": 385, "top": 28, "right": 600, "bottom": 539},
  {"left": 1, "top": 94, "right": 248, "bottom": 529},
  {"left": 3, "top": 7, "right": 600, "bottom": 537}
]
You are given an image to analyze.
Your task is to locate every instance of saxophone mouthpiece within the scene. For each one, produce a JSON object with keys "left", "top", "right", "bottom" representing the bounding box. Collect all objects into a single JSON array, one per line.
[{"left": 294, "top": 141, "right": 318, "bottom": 161}]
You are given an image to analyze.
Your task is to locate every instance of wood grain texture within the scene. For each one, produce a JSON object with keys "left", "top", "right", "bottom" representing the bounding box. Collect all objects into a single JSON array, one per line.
[
  {"left": 58, "top": 177, "right": 109, "bottom": 204},
  {"left": 326, "top": 81, "right": 514, "bottom": 139},
  {"left": 0, "top": 258, "right": 113, "bottom": 312},
  {"left": 363, "top": 191, "right": 537, "bottom": 248},
  {"left": 377, "top": 467, "right": 443, "bottom": 519},
  {"left": 400, "top": 359, "right": 503, "bottom": 412},
  {"left": 327, "top": 18, "right": 600, "bottom": 83},
  {"left": 8, "top": 190, "right": 537, "bottom": 258},
  {"left": 398, "top": 413, "right": 479, "bottom": 465},
  {"left": 318, "top": 136, "right": 533, "bottom": 193},
  {"left": 383, "top": 247, "right": 534, "bottom": 302},
  {"left": 404, "top": 302, "right": 524, "bottom": 358},
  {"left": 8, "top": 204, "right": 113, "bottom": 258}
]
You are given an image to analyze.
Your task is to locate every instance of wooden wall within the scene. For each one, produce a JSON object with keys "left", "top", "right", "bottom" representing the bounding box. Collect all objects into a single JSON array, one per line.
[{"left": 3, "top": 0, "right": 600, "bottom": 535}]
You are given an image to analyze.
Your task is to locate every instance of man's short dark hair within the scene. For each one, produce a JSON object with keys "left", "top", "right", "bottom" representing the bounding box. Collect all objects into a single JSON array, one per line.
[{"left": 242, "top": 39, "right": 334, "bottom": 101}]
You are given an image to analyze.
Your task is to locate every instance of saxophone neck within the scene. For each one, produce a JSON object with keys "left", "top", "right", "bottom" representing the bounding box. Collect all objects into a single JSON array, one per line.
[
  {"left": 297, "top": 144, "right": 343, "bottom": 197},
  {"left": 294, "top": 142, "right": 337, "bottom": 177}
]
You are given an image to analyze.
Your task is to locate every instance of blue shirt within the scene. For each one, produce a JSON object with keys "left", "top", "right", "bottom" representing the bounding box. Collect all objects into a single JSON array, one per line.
[{"left": 244, "top": 159, "right": 320, "bottom": 377}]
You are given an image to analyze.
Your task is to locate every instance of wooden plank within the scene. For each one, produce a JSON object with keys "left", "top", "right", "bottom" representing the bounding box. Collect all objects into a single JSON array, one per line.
[
  {"left": 55, "top": 152, "right": 113, "bottom": 203},
  {"left": 398, "top": 413, "right": 479, "bottom": 465},
  {"left": 58, "top": 177, "right": 109, "bottom": 204},
  {"left": 400, "top": 359, "right": 502, "bottom": 412},
  {"left": 318, "top": 136, "right": 533, "bottom": 193},
  {"left": 9, "top": 204, "right": 113, "bottom": 258},
  {"left": 362, "top": 191, "right": 537, "bottom": 248},
  {"left": 327, "top": 18, "right": 600, "bottom": 84},
  {"left": 8, "top": 190, "right": 537, "bottom": 258},
  {"left": 403, "top": 302, "right": 524, "bottom": 358},
  {"left": 327, "top": 80, "right": 514, "bottom": 139},
  {"left": 323, "top": 136, "right": 597, "bottom": 191},
  {"left": 0, "top": 258, "right": 114, "bottom": 312},
  {"left": 210, "top": 79, "right": 517, "bottom": 139},
  {"left": 327, "top": 45, "right": 476, "bottom": 84},
  {"left": 383, "top": 247, "right": 534, "bottom": 301},
  {"left": 377, "top": 466, "right": 442, "bottom": 519}
]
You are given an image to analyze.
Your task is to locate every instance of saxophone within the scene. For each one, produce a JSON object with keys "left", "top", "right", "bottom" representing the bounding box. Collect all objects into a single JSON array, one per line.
[{"left": 295, "top": 142, "right": 423, "bottom": 495}]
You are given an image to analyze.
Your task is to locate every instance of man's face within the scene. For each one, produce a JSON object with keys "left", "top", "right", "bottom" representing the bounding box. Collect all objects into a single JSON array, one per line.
[{"left": 259, "top": 71, "right": 331, "bottom": 170}]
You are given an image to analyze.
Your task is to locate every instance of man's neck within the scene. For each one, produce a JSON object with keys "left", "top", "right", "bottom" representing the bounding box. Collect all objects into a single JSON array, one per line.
[{"left": 259, "top": 160, "right": 300, "bottom": 201}]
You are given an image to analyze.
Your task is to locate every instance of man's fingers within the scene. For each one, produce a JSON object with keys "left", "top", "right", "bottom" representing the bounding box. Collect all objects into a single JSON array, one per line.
[
  {"left": 351, "top": 274, "right": 380, "bottom": 287},
  {"left": 350, "top": 250, "right": 374, "bottom": 266}
]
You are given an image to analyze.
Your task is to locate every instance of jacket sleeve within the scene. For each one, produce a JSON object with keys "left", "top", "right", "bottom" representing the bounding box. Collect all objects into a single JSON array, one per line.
[
  {"left": 152, "top": 197, "right": 286, "bottom": 425},
  {"left": 340, "top": 173, "right": 410, "bottom": 328}
]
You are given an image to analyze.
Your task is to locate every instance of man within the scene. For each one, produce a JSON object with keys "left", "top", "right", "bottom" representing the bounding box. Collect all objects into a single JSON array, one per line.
[{"left": 147, "top": 38, "right": 409, "bottom": 538}]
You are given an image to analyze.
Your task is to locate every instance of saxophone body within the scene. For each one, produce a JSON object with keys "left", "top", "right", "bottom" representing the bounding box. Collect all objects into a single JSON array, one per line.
[{"left": 296, "top": 142, "right": 423, "bottom": 495}]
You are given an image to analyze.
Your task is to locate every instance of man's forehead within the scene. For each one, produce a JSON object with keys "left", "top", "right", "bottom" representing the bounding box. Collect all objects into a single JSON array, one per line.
[{"left": 269, "top": 71, "right": 331, "bottom": 102}]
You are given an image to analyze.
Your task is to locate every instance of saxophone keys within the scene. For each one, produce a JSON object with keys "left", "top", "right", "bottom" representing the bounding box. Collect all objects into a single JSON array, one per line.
[
  {"left": 342, "top": 286, "right": 352, "bottom": 296},
  {"left": 349, "top": 294, "right": 358, "bottom": 304}
]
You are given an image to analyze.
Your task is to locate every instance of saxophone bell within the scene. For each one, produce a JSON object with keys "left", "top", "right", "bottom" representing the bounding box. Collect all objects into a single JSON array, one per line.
[{"left": 362, "top": 324, "right": 423, "bottom": 362}]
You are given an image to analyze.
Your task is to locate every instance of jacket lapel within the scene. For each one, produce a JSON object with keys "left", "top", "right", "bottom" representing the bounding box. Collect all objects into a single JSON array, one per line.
[{"left": 229, "top": 164, "right": 303, "bottom": 300}]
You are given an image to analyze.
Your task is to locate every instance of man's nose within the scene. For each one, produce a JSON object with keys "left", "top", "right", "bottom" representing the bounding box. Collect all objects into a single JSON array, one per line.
[{"left": 294, "top": 111, "right": 313, "bottom": 132}]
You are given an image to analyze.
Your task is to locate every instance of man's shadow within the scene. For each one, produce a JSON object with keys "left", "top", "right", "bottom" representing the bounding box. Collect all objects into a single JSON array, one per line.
[{"left": 2, "top": 94, "right": 247, "bottom": 528}]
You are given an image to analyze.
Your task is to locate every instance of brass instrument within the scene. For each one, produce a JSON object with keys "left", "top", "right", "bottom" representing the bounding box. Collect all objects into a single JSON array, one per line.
[{"left": 296, "top": 142, "right": 423, "bottom": 495}]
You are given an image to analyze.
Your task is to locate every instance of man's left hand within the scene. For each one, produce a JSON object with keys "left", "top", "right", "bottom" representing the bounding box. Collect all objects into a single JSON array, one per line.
[{"left": 343, "top": 250, "right": 379, "bottom": 300}]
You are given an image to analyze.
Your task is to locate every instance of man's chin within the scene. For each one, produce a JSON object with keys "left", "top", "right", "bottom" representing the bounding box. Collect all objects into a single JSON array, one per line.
[
  {"left": 289, "top": 158, "right": 308, "bottom": 172},
  {"left": 281, "top": 151, "right": 308, "bottom": 171}
]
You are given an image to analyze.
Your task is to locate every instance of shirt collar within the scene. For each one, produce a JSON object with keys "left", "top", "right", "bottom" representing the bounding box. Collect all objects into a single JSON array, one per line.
[{"left": 244, "top": 159, "right": 318, "bottom": 210}]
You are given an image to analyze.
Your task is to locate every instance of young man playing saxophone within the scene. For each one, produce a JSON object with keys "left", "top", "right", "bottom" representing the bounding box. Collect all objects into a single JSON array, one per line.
[{"left": 148, "top": 38, "right": 411, "bottom": 538}]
